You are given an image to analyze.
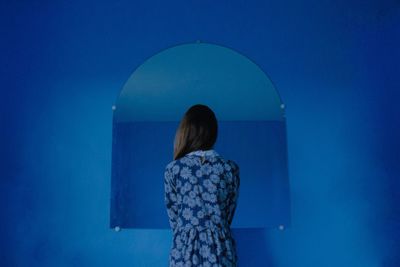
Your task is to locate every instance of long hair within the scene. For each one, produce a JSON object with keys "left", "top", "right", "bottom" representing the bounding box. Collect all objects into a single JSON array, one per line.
[{"left": 173, "top": 104, "right": 218, "bottom": 160}]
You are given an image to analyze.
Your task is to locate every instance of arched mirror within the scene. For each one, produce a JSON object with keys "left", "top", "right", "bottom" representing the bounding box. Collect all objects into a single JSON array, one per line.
[{"left": 110, "top": 42, "right": 291, "bottom": 229}]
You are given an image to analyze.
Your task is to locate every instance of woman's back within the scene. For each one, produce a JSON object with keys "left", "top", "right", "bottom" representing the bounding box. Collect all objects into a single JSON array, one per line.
[{"left": 164, "top": 149, "right": 240, "bottom": 267}]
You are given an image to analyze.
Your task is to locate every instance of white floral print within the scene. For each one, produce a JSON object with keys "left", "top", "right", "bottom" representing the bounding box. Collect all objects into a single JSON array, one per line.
[{"left": 164, "top": 149, "right": 240, "bottom": 267}]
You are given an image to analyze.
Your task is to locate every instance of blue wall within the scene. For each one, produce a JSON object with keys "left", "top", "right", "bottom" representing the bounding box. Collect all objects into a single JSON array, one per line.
[{"left": 1, "top": 0, "right": 399, "bottom": 266}]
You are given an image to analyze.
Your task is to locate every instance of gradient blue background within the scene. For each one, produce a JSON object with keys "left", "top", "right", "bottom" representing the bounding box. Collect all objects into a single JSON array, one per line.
[{"left": 1, "top": 0, "right": 399, "bottom": 266}]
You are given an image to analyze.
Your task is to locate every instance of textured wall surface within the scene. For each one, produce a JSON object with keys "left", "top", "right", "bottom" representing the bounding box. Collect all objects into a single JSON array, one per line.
[{"left": 1, "top": 0, "right": 399, "bottom": 266}]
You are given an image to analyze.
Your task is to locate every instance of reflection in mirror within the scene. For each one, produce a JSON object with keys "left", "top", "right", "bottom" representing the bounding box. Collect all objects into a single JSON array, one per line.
[{"left": 110, "top": 43, "right": 291, "bottom": 229}]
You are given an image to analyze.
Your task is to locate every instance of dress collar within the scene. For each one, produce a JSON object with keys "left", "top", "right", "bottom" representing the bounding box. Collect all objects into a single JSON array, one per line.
[{"left": 186, "top": 149, "right": 220, "bottom": 157}]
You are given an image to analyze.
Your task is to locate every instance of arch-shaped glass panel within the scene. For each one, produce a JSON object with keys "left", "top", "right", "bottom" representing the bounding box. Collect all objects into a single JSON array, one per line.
[{"left": 110, "top": 43, "right": 291, "bottom": 229}]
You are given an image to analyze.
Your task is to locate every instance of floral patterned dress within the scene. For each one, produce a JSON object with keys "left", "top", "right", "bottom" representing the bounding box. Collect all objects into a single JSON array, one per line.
[{"left": 164, "top": 149, "right": 240, "bottom": 267}]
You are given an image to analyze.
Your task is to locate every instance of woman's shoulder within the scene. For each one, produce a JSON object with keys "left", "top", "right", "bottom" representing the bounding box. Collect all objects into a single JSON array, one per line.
[
  {"left": 165, "top": 154, "right": 239, "bottom": 173},
  {"left": 164, "top": 156, "right": 191, "bottom": 171},
  {"left": 164, "top": 159, "right": 178, "bottom": 172},
  {"left": 226, "top": 158, "right": 239, "bottom": 168},
  {"left": 223, "top": 158, "right": 239, "bottom": 174}
]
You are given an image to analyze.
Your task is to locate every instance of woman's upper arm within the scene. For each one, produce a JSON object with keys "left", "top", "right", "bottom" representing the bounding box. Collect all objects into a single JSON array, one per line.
[
  {"left": 227, "top": 160, "right": 240, "bottom": 225},
  {"left": 164, "top": 165, "right": 176, "bottom": 200},
  {"left": 164, "top": 164, "right": 179, "bottom": 229}
]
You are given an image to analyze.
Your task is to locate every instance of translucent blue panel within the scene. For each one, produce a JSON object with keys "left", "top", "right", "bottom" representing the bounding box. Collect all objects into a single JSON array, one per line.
[
  {"left": 110, "top": 42, "right": 291, "bottom": 229},
  {"left": 110, "top": 121, "right": 290, "bottom": 228}
]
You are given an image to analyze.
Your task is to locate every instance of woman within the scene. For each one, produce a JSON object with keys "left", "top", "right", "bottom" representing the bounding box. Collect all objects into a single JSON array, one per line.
[{"left": 164, "top": 104, "right": 240, "bottom": 267}]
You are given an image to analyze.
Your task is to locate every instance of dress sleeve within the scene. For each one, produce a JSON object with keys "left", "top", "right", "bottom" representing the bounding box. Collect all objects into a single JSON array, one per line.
[
  {"left": 164, "top": 165, "right": 179, "bottom": 230},
  {"left": 227, "top": 161, "right": 240, "bottom": 226}
]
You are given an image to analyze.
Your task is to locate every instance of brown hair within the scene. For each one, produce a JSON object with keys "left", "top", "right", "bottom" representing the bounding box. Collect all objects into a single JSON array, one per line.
[{"left": 173, "top": 104, "right": 218, "bottom": 160}]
